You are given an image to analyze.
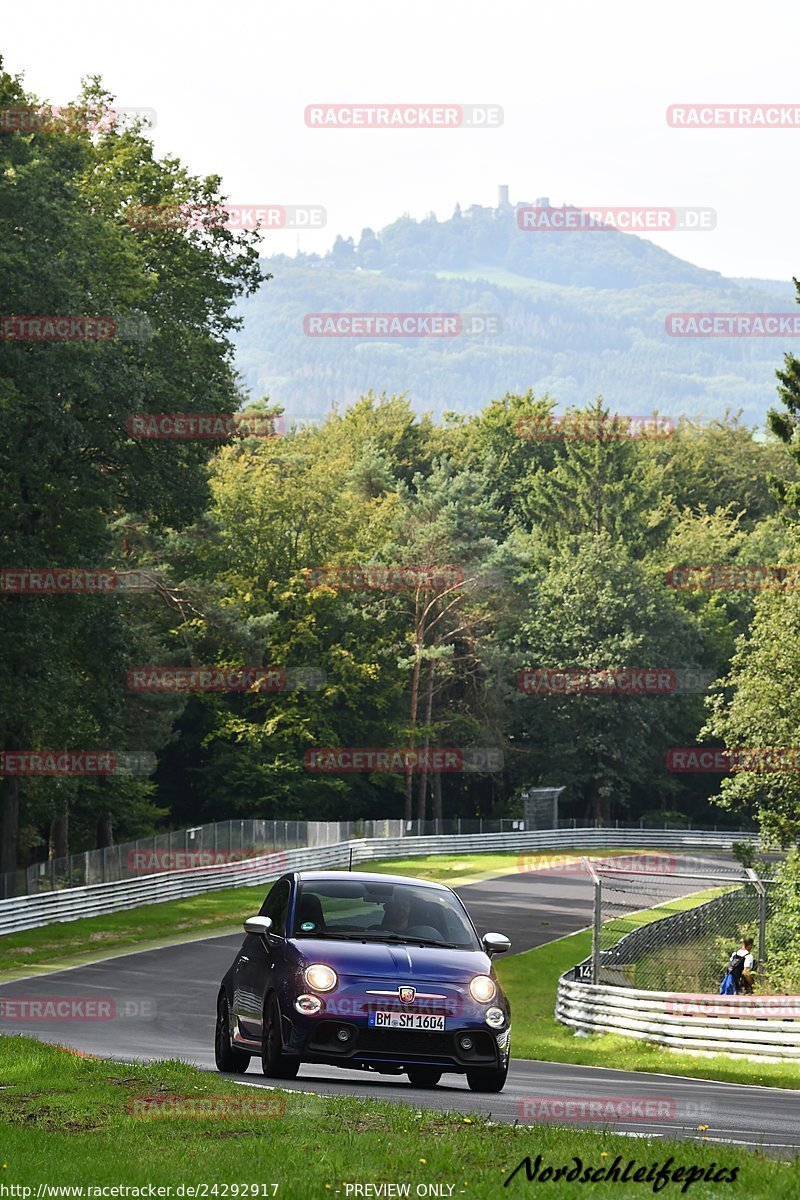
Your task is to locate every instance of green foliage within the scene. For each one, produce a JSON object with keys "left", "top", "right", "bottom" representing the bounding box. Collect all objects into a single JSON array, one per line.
[
  {"left": 702, "top": 588, "right": 800, "bottom": 843},
  {"left": 765, "top": 849, "right": 800, "bottom": 992},
  {"left": 0, "top": 62, "right": 265, "bottom": 867}
]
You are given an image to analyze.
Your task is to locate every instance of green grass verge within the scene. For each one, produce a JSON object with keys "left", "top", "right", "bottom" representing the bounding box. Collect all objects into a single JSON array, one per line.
[
  {"left": 0, "top": 848, "right": 648, "bottom": 978},
  {"left": 495, "top": 929, "right": 800, "bottom": 1090},
  {"left": 1, "top": 1035, "right": 797, "bottom": 1198}
]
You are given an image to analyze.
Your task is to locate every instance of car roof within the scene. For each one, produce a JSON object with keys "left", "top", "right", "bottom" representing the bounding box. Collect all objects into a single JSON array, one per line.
[{"left": 292, "top": 870, "right": 451, "bottom": 892}]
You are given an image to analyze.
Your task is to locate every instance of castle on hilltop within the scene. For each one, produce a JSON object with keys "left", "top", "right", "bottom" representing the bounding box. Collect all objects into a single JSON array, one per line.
[{"left": 458, "top": 185, "right": 553, "bottom": 219}]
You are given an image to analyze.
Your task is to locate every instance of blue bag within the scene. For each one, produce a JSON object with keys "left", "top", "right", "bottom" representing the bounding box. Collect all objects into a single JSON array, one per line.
[{"left": 719, "top": 971, "right": 737, "bottom": 995}]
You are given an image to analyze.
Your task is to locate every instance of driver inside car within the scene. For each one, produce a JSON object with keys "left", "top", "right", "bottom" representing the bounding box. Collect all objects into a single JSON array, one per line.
[{"left": 373, "top": 895, "right": 412, "bottom": 931}]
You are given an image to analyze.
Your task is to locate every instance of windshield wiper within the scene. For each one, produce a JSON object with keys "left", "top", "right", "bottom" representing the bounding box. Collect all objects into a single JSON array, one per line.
[
  {"left": 294, "top": 931, "right": 366, "bottom": 940},
  {"left": 294, "top": 930, "right": 467, "bottom": 949},
  {"left": 376, "top": 935, "right": 462, "bottom": 949}
]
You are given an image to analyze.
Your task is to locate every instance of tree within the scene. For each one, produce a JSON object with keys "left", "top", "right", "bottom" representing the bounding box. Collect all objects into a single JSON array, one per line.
[
  {"left": 519, "top": 397, "right": 670, "bottom": 558},
  {"left": 0, "top": 64, "right": 264, "bottom": 870},
  {"left": 514, "top": 535, "right": 701, "bottom": 823},
  {"left": 657, "top": 414, "right": 796, "bottom": 525},
  {"left": 702, "top": 587, "right": 800, "bottom": 844}
]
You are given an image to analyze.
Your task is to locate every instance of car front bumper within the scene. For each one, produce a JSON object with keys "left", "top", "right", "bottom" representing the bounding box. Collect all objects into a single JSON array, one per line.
[{"left": 284, "top": 1002, "right": 511, "bottom": 1072}]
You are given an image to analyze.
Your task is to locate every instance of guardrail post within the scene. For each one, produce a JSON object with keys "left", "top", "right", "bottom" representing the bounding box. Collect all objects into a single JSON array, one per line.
[
  {"left": 746, "top": 868, "right": 768, "bottom": 974},
  {"left": 582, "top": 857, "right": 602, "bottom": 984}
]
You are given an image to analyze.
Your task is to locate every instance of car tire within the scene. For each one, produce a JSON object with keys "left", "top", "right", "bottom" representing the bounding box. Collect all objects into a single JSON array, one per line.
[
  {"left": 406, "top": 1068, "right": 442, "bottom": 1088},
  {"left": 261, "top": 994, "right": 300, "bottom": 1080},
  {"left": 214, "top": 994, "right": 251, "bottom": 1073},
  {"left": 466, "top": 1063, "right": 508, "bottom": 1093}
]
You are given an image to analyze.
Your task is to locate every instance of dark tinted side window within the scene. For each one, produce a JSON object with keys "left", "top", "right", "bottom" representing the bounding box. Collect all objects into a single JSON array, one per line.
[{"left": 258, "top": 879, "right": 291, "bottom": 935}]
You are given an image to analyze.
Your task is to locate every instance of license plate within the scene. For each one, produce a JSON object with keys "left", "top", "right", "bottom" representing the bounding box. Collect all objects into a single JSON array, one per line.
[{"left": 368, "top": 1010, "right": 446, "bottom": 1031}]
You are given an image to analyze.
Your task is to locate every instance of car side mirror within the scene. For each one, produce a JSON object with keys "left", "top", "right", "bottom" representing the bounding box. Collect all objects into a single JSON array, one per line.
[
  {"left": 243, "top": 915, "right": 273, "bottom": 936},
  {"left": 482, "top": 932, "right": 511, "bottom": 956}
]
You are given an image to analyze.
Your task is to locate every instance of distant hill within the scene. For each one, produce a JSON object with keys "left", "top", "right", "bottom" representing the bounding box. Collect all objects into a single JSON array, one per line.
[{"left": 231, "top": 201, "right": 798, "bottom": 425}]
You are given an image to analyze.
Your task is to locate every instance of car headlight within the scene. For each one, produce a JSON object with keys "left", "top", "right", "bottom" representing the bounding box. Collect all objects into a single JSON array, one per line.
[
  {"left": 469, "top": 974, "right": 496, "bottom": 1003},
  {"left": 304, "top": 963, "right": 338, "bottom": 992},
  {"left": 485, "top": 1006, "right": 505, "bottom": 1028}
]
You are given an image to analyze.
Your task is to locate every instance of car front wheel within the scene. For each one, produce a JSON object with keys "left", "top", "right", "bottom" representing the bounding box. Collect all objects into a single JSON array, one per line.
[
  {"left": 261, "top": 994, "right": 300, "bottom": 1080},
  {"left": 214, "top": 994, "right": 251, "bottom": 1073},
  {"left": 466, "top": 1063, "right": 508, "bottom": 1093}
]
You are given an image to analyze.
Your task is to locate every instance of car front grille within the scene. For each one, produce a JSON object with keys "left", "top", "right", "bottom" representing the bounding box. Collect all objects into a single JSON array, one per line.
[
  {"left": 305, "top": 1019, "right": 498, "bottom": 1064},
  {"left": 357, "top": 1028, "right": 455, "bottom": 1057}
]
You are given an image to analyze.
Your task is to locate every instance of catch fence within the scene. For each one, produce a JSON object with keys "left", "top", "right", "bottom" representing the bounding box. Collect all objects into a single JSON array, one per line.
[
  {"left": 0, "top": 815, "right": 755, "bottom": 899},
  {"left": 577, "top": 861, "right": 774, "bottom": 992}
]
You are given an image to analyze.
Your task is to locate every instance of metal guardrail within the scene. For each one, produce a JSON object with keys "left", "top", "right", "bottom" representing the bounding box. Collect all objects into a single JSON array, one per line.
[
  {"left": 0, "top": 827, "right": 759, "bottom": 936},
  {"left": 556, "top": 974, "right": 800, "bottom": 1061},
  {"left": 3, "top": 815, "right": 755, "bottom": 899}
]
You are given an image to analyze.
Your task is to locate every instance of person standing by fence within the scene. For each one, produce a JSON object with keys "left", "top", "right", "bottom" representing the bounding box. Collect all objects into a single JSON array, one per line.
[{"left": 720, "top": 936, "right": 755, "bottom": 995}]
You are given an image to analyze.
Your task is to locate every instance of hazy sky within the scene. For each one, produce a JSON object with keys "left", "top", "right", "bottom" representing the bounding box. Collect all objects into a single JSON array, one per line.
[{"left": 4, "top": 0, "right": 799, "bottom": 279}]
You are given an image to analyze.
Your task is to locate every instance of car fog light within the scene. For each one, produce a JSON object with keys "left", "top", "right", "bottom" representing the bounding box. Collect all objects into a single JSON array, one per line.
[
  {"left": 295, "top": 994, "right": 323, "bottom": 1015},
  {"left": 485, "top": 1006, "right": 505, "bottom": 1029},
  {"left": 336, "top": 1027, "right": 352, "bottom": 1042},
  {"left": 458, "top": 1034, "right": 474, "bottom": 1051},
  {"left": 469, "top": 974, "right": 496, "bottom": 1003},
  {"left": 304, "top": 963, "right": 338, "bottom": 992}
]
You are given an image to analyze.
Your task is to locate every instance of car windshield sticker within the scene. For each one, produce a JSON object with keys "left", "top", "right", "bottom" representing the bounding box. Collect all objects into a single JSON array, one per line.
[{"left": 300, "top": 921, "right": 316, "bottom": 931}]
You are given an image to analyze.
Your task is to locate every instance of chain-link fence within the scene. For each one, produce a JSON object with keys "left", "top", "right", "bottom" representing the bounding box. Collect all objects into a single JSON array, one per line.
[
  {"left": 579, "top": 861, "right": 775, "bottom": 993},
  {"left": 0, "top": 814, "right": 756, "bottom": 900},
  {"left": 0, "top": 819, "right": 403, "bottom": 899}
]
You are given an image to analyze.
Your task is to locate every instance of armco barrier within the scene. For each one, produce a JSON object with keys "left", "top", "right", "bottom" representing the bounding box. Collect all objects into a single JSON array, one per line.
[
  {"left": 0, "top": 827, "right": 758, "bottom": 937},
  {"left": 555, "top": 974, "right": 800, "bottom": 1061}
]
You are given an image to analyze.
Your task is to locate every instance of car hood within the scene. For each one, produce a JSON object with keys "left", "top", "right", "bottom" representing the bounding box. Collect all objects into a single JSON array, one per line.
[{"left": 289, "top": 937, "right": 492, "bottom": 982}]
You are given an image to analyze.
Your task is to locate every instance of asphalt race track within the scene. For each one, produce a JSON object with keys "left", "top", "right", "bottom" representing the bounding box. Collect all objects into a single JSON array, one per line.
[{"left": 2, "top": 855, "right": 799, "bottom": 1154}]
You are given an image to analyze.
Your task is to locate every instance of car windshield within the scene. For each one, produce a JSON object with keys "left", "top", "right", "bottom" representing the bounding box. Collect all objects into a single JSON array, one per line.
[{"left": 292, "top": 879, "right": 479, "bottom": 949}]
